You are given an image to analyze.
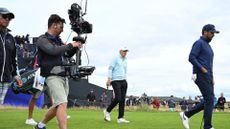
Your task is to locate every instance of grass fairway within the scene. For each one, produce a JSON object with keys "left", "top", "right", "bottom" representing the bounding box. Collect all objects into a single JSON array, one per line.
[{"left": 0, "top": 107, "right": 229, "bottom": 129}]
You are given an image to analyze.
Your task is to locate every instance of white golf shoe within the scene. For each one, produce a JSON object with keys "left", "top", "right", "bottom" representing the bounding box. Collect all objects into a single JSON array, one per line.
[
  {"left": 179, "top": 112, "right": 189, "bottom": 129},
  {"left": 103, "top": 109, "right": 111, "bottom": 122},
  {"left": 117, "top": 118, "right": 130, "bottom": 124},
  {"left": 25, "top": 118, "right": 37, "bottom": 126}
]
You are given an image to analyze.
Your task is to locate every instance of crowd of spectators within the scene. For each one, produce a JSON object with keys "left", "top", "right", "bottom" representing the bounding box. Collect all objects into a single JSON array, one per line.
[
  {"left": 15, "top": 34, "right": 30, "bottom": 44},
  {"left": 125, "top": 92, "right": 229, "bottom": 111},
  {"left": 14, "top": 34, "right": 37, "bottom": 69}
]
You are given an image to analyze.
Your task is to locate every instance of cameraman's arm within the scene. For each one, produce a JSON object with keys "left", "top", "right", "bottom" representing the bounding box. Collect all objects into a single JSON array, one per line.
[
  {"left": 66, "top": 47, "right": 77, "bottom": 57},
  {"left": 37, "top": 37, "right": 73, "bottom": 55},
  {"left": 66, "top": 41, "right": 82, "bottom": 57}
]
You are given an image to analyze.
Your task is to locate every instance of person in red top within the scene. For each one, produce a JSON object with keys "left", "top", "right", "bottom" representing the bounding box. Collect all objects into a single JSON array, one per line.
[{"left": 151, "top": 97, "right": 160, "bottom": 110}]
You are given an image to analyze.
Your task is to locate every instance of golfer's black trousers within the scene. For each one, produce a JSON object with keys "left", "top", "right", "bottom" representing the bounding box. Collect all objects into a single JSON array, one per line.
[{"left": 107, "top": 80, "right": 127, "bottom": 119}]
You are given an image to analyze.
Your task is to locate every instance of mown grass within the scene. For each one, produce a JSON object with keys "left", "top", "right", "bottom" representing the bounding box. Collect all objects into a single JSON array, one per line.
[{"left": 0, "top": 107, "right": 229, "bottom": 129}]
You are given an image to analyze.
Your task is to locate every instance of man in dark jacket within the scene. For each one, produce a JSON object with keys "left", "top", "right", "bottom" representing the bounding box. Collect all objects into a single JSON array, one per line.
[
  {"left": 34, "top": 14, "right": 83, "bottom": 129},
  {"left": 87, "top": 89, "right": 96, "bottom": 106},
  {"left": 0, "top": 7, "right": 22, "bottom": 104},
  {"left": 217, "top": 92, "right": 226, "bottom": 111},
  {"left": 180, "top": 97, "right": 188, "bottom": 111},
  {"left": 167, "top": 95, "right": 176, "bottom": 111},
  {"left": 180, "top": 24, "right": 219, "bottom": 129},
  {"left": 87, "top": 89, "right": 96, "bottom": 102}
]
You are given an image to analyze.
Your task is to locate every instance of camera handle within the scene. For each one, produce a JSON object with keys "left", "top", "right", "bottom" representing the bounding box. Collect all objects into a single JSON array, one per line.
[
  {"left": 75, "top": 48, "right": 81, "bottom": 67},
  {"left": 73, "top": 34, "right": 87, "bottom": 67},
  {"left": 80, "top": 0, "right": 88, "bottom": 16}
]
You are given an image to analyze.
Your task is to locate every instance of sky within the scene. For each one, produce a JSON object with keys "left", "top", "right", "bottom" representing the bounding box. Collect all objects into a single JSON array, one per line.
[{"left": 2, "top": 0, "right": 230, "bottom": 100}]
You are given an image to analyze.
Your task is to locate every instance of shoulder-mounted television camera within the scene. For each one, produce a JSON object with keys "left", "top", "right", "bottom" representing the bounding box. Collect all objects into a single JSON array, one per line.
[
  {"left": 66, "top": 2, "right": 95, "bottom": 79},
  {"left": 68, "top": 3, "right": 92, "bottom": 35},
  {"left": 69, "top": 65, "right": 95, "bottom": 79},
  {"left": 61, "top": 58, "right": 95, "bottom": 79}
]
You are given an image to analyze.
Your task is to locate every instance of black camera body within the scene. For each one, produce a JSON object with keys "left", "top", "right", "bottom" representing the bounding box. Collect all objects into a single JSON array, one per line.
[
  {"left": 68, "top": 65, "right": 95, "bottom": 79},
  {"left": 62, "top": 59, "right": 95, "bottom": 79},
  {"left": 68, "top": 3, "right": 92, "bottom": 35}
]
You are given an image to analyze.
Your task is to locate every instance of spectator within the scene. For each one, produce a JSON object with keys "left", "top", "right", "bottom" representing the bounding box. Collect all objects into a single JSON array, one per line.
[
  {"left": 141, "top": 92, "right": 149, "bottom": 105},
  {"left": 87, "top": 89, "right": 96, "bottom": 102},
  {"left": 187, "top": 96, "right": 194, "bottom": 110},
  {"left": 100, "top": 90, "right": 108, "bottom": 108},
  {"left": 179, "top": 97, "right": 188, "bottom": 111},
  {"left": 167, "top": 95, "right": 176, "bottom": 111},
  {"left": 25, "top": 34, "right": 30, "bottom": 43},
  {"left": 217, "top": 92, "right": 226, "bottom": 111},
  {"left": 151, "top": 97, "right": 160, "bottom": 110},
  {"left": 194, "top": 96, "right": 200, "bottom": 105},
  {"left": 161, "top": 100, "right": 167, "bottom": 107},
  {"left": 127, "top": 95, "right": 135, "bottom": 106}
]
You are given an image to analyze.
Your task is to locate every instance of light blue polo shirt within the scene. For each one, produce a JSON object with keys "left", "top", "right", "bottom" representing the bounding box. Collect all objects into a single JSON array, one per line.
[{"left": 108, "top": 55, "right": 127, "bottom": 81}]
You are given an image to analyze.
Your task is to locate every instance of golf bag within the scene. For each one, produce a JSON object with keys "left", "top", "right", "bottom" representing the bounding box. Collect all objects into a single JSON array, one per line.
[{"left": 11, "top": 55, "right": 44, "bottom": 94}]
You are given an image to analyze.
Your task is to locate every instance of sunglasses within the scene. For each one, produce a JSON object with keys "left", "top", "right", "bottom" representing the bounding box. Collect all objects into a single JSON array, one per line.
[{"left": 1, "top": 14, "right": 13, "bottom": 20}]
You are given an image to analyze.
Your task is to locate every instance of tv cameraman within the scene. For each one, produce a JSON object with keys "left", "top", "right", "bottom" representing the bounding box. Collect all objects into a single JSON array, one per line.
[{"left": 34, "top": 14, "right": 83, "bottom": 129}]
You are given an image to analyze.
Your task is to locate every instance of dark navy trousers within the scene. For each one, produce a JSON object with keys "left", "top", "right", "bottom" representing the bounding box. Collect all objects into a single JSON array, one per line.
[{"left": 185, "top": 72, "right": 214, "bottom": 129}]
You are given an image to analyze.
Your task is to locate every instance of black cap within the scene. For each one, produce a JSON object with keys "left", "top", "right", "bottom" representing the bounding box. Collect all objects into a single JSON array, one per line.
[
  {"left": 202, "top": 24, "right": 220, "bottom": 34},
  {"left": 0, "top": 8, "right": 15, "bottom": 19}
]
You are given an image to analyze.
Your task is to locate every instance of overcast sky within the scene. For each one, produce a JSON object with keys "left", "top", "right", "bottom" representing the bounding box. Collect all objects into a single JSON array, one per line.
[{"left": 2, "top": 0, "right": 230, "bottom": 100}]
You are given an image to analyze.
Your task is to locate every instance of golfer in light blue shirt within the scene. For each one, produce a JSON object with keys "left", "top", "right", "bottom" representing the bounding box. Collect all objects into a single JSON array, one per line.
[
  {"left": 108, "top": 52, "right": 127, "bottom": 81},
  {"left": 103, "top": 47, "right": 130, "bottom": 124}
]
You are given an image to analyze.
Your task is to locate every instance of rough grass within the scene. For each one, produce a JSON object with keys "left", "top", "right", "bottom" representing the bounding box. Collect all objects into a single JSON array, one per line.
[{"left": 0, "top": 106, "right": 229, "bottom": 129}]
